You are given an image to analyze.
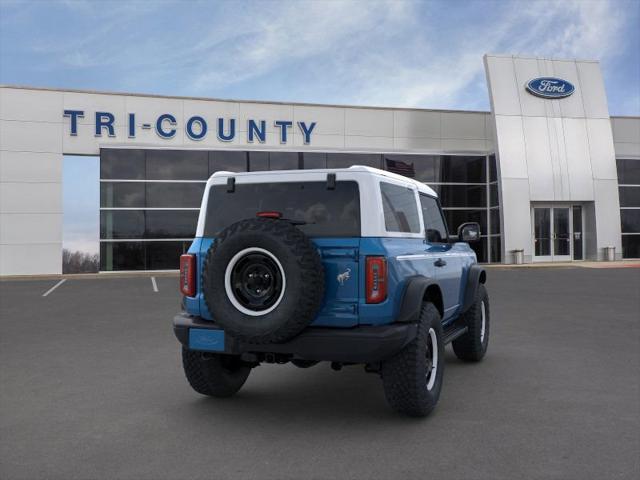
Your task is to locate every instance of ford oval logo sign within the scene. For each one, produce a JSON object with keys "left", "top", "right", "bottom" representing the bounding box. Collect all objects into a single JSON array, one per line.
[{"left": 526, "top": 77, "right": 575, "bottom": 99}]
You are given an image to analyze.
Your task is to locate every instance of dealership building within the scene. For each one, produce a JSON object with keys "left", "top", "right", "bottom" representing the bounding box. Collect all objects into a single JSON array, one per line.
[{"left": 1, "top": 54, "right": 639, "bottom": 275}]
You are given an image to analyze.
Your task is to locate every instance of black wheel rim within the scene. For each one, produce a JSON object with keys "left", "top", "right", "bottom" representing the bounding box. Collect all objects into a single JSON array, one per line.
[{"left": 229, "top": 252, "right": 283, "bottom": 312}]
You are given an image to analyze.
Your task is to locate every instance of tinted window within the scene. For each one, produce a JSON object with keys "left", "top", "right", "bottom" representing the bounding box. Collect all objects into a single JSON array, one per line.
[
  {"left": 617, "top": 159, "right": 640, "bottom": 184},
  {"left": 489, "top": 154, "right": 497, "bottom": 182},
  {"left": 435, "top": 184, "right": 486, "bottom": 208},
  {"left": 490, "top": 208, "right": 501, "bottom": 234},
  {"left": 248, "top": 151, "right": 269, "bottom": 171},
  {"left": 100, "top": 211, "right": 145, "bottom": 239},
  {"left": 419, "top": 195, "right": 448, "bottom": 242},
  {"left": 327, "top": 153, "right": 381, "bottom": 169},
  {"left": 146, "top": 241, "right": 188, "bottom": 269},
  {"left": 269, "top": 152, "right": 299, "bottom": 170},
  {"left": 439, "top": 155, "right": 486, "bottom": 183},
  {"left": 380, "top": 182, "right": 420, "bottom": 233},
  {"left": 146, "top": 183, "right": 205, "bottom": 208},
  {"left": 204, "top": 181, "right": 360, "bottom": 237},
  {"left": 100, "top": 182, "right": 145, "bottom": 208},
  {"left": 619, "top": 186, "right": 640, "bottom": 207},
  {"left": 209, "top": 151, "right": 247, "bottom": 174},
  {"left": 100, "top": 242, "right": 144, "bottom": 270},
  {"left": 100, "top": 149, "right": 145, "bottom": 179},
  {"left": 621, "top": 210, "right": 640, "bottom": 233},
  {"left": 146, "top": 150, "right": 208, "bottom": 180},
  {"left": 470, "top": 237, "right": 488, "bottom": 263},
  {"left": 146, "top": 210, "right": 199, "bottom": 238},
  {"left": 622, "top": 235, "right": 640, "bottom": 258},
  {"left": 490, "top": 236, "right": 501, "bottom": 262},
  {"left": 384, "top": 155, "right": 440, "bottom": 182},
  {"left": 303, "top": 152, "right": 327, "bottom": 169}
]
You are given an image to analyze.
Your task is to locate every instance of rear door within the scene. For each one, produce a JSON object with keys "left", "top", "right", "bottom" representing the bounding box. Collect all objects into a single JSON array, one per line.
[{"left": 201, "top": 179, "right": 361, "bottom": 326}]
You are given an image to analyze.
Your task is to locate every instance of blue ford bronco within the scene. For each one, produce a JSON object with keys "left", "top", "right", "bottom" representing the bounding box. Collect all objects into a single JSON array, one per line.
[{"left": 174, "top": 166, "right": 489, "bottom": 417}]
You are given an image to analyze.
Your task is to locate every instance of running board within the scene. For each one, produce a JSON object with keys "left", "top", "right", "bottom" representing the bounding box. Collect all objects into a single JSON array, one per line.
[{"left": 443, "top": 325, "right": 468, "bottom": 345}]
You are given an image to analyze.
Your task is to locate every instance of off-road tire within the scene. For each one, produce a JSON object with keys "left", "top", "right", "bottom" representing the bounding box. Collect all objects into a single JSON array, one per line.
[
  {"left": 182, "top": 347, "right": 251, "bottom": 397},
  {"left": 202, "top": 218, "right": 325, "bottom": 344},
  {"left": 452, "top": 283, "right": 489, "bottom": 362},
  {"left": 381, "top": 303, "right": 444, "bottom": 417}
]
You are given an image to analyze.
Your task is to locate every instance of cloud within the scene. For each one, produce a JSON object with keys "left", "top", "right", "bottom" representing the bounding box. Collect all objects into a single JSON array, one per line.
[{"left": 1, "top": 0, "right": 637, "bottom": 113}]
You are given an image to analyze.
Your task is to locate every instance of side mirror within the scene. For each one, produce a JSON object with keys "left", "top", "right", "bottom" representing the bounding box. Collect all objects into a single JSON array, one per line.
[{"left": 457, "top": 222, "right": 481, "bottom": 243}]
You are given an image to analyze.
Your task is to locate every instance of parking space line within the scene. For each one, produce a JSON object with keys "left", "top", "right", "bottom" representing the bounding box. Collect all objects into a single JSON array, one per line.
[
  {"left": 42, "top": 279, "right": 67, "bottom": 297},
  {"left": 151, "top": 276, "right": 158, "bottom": 292}
]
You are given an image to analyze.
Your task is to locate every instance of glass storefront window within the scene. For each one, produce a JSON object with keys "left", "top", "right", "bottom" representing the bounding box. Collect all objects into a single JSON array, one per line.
[
  {"left": 146, "top": 241, "right": 189, "bottom": 270},
  {"left": 619, "top": 186, "right": 640, "bottom": 207},
  {"left": 469, "top": 237, "right": 488, "bottom": 263},
  {"left": 100, "top": 242, "right": 145, "bottom": 271},
  {"left": 302, "top": 152, "right": 327, "bottom": 169},
  {"left": 146, "top": 183, "right": 205, "bottom": 208},
  {"left": 209, "top": 151, "right": 247, "bottom": 173},
  {"left": 145, "top": 210, "right": 199, "bottom": 238},
  {"left": 620, "top": 209, "right": 640, "bottom": 233},
  {"left": 490, "top": 236, "right": 501, "bottom": 263},
  {"left": 100, "top": 149, "right": 502, "bottom": 269},
  {"left": 617, "top": 159, "right": 640, "bottom": 184},
  {"left": 248, "top": 151, "right": 269, "bottom": 171},
  {"left": 100, "top": 149, "right": 145, "bottom": 179},
  {"left": 489, "top": 155, "right": 497, "bottom": 182},
  {"left": 327, "top": 153, "right": 381, "bottom": 169},
  {"left": 269, "top": 152, "right": 299, "bottom": 170},
  {"left": 100, "top": 182, "right": 145, "bottom": 208},
  {"left": 433, "top": 184, "right": 486, "bottom": 208},
  {"left": 621, "top": 235, "right": 640, "bottom": 258},
  {"left": 146, "top": 150, "right": 208, "bottom": 180},
  {"left": 490, "top": 208, "right": 501, "bottom": 235},
  {"left": 100, "top": 210, "right": 145, "bottom": 239}
]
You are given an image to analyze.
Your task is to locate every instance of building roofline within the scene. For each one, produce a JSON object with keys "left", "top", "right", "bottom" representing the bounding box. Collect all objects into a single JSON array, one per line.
[{"left": 0, "top": 83, "right": 491, "bottom": 115}]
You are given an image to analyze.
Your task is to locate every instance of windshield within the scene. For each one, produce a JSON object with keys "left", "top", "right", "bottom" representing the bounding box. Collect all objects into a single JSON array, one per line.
[{"left": 203, "top": 181, "right": 361, "bottom": 237}]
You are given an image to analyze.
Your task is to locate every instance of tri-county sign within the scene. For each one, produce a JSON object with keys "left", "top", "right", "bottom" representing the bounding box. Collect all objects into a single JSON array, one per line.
[
  {"left": 62, "top": 110, "right": 317, "bottom": 144},
  {"left": 525, "top": 77, "right": 575, "bottom": 99}
]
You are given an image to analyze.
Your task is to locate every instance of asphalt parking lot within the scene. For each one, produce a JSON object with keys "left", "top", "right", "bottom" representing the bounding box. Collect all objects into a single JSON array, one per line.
[{"left": 1, "top": 267, "right": 639, "bottom": 480}]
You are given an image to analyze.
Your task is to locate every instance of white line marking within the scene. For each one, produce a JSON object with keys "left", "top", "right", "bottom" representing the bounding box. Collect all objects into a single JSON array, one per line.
[
  {"left": 42, "top": 279, "right": 66, "bottom": 297},
  {"left": 151, "top": 276, "right": 158, "bottom": 292}
]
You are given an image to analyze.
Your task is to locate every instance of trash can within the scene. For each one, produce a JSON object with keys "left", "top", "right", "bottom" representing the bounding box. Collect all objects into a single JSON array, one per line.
[
  {"left": 512, "top": 249, "right": 524, "bottom": 265},
  {"left": 604, "top": 246, "right": 615, "bottom": 262}
]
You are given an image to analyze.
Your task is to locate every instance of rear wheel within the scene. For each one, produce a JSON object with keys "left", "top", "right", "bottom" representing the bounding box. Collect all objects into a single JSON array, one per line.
[
  {"left": 381, "top": 303, "right": 444, "bottom": 417},
  {"left": 182, "top": 347, "right": 251, "bottom": 398}
]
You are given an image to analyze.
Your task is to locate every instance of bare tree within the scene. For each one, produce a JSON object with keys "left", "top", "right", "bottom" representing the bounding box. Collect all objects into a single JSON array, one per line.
[{"left": 62, "top": 249, "right": 99, "bottom": 274}]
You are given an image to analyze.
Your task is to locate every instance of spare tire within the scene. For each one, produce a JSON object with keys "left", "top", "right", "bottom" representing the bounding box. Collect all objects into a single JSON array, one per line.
[{"left": 202, "top": 218, "right": 325, "bottom": 344}]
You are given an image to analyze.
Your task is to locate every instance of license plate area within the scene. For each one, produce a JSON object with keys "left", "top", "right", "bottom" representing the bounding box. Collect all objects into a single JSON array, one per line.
[{"left": 189, "top": 328, "right": 225, "bottom": 352}]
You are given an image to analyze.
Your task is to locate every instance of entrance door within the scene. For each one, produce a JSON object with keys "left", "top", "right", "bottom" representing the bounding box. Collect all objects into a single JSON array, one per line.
[
  {"left": 552, "top": 207, "right": 571, "bottom": 261},
  {"left": 532, "top": 205, "right": 583, "bottom": 262}
]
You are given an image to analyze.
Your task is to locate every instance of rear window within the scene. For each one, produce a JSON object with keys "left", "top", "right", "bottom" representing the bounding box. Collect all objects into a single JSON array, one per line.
[
  {"left": 204, "top": 181, "right": 360, "bottom": 237},
  {"left": 380, "top": 182, "right": 421, "bottom": 233}
]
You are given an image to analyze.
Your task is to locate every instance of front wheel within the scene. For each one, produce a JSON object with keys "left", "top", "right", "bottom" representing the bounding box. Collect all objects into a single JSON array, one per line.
[
  {"left": 452, "top": 283, "right": 490, "bottom": 362},
  {"left": 381, "top": 303, "right": 444, "bottom": 417},
  {"left": 181, "top": 347, "right": 251, "bottom": 398}
]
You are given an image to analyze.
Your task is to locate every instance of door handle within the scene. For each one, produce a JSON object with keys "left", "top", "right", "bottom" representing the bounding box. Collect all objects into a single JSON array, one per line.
[{"left": 434, "top": 258, "right": 447, "bottom": 267}]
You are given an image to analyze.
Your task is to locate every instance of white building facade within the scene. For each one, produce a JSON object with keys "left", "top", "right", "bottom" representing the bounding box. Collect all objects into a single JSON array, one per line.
[{"left": 1, "top": 54, "right": 639, "bottom": 275}]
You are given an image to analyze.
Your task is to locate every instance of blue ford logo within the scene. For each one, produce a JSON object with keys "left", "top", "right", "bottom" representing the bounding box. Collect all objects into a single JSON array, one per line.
[{"left": 526, "top": 77, "right": 575, "bottom": 99}]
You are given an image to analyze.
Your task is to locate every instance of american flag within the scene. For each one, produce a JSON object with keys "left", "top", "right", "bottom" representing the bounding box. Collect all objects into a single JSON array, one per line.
[{"left": 386, "top": 158, "right": 415, "bottom": 178}]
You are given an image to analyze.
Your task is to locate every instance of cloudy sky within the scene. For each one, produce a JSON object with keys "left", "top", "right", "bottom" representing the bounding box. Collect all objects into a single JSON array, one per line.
[
  {"left": 1, "top": 0, "right": 639, "bottom": 253},
  {"left": 2, "top": 0, "right": 639, "bottom": 113}
]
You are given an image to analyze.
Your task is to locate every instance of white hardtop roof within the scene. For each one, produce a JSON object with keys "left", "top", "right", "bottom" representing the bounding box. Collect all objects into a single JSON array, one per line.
[{"left": 207, "top": 165, "right": 438, "bottom": 197}]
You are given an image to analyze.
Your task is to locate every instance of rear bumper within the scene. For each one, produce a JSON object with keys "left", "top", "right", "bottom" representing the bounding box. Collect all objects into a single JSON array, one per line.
[{"left": 173, "top": 313, "right": 417, "bottom": 364}]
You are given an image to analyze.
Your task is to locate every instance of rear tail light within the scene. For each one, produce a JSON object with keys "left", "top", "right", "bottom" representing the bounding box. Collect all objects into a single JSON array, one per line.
[
  {"left": 180, "top": 254, "right": 196, "bottom": 297},
  {"left": 366, "top": 256, "right": 387, "bottom": 304}
]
